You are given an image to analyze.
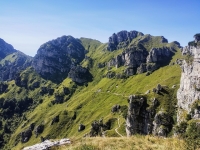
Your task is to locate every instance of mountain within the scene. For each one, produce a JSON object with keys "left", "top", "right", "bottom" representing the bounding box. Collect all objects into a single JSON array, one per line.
[
  {"left": 0, "top": 31, "right": 199, "bottom": 149},
  {"left": 0, "top": 38, "right": 17, "bottom": 60},
  {"left": 0, "top": 38, "right": 32, "bottom": 81},
  {"left": 32, "top": 35, "right": 91, "bottom": 83}
]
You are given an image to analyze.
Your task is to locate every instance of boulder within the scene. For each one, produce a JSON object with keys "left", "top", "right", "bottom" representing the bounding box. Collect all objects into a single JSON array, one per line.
[
  {"left": 51, "top": 115, "right": 59, "bottom": 125},
  {"left": 78, "top": 124, "right": 85, "bottom": 132},
  {"left": 156, "top": 84, "right": 162, "bottom": 91},
  {"left": 111, "top": 104, "right": 120, "bottom": 113},
  {"left": 29, "top": 123, "right": 35, "bottom": 131},
  {"left": 34, "top": 124, "right": 44, "bottom": 136},
  {"left": 21, "top": 129, "right": 32, "bottom": 143}
]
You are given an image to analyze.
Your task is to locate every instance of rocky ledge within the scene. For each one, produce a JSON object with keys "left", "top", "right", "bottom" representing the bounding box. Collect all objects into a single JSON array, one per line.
[
  {"left": 107, "top": 30, "right": 144, "bottom": 51},
  {"left": 107, "top": 46, "right": 174, "bottom": 77}
]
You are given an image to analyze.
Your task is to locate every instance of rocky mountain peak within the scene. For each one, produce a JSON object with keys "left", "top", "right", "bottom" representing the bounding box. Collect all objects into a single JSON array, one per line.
[
  {"left": 0, "top": 38, "right": 17, "bottom": 60},
  {"left": 32, "top": 35, "right": 89, "bottom": 83},
  {"left": 107, "top": 30, "right": 144, "bottom": 51}
]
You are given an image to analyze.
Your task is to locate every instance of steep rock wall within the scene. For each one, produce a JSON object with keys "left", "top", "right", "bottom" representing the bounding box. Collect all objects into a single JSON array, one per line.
[{"left": 177, "top": 45, "right": 200, "bottom": 122}]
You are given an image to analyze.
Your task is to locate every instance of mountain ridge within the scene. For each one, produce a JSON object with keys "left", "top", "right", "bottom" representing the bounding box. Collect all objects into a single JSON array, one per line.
[{"left": 0, "top": 30, "right": 199, "bottom": 149}]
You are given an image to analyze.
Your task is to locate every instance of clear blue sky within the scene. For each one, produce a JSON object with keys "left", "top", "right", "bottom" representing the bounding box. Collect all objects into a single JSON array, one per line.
[{"left": 0, "top": 0, "right": 199, "bottom": 56}]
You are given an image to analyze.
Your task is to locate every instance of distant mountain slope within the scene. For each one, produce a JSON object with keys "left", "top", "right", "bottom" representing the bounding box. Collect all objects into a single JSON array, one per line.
[
  {"left": 0, "top": 39, "right": 32, "bottom": 81},
  {"left": 0, "top": 38, "right": 17, "bottom": 60}
]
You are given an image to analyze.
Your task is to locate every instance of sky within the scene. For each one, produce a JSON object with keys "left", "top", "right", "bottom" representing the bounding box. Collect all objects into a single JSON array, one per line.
[{"left": 0, "top": 0, "right": 200, "bottom": 56}]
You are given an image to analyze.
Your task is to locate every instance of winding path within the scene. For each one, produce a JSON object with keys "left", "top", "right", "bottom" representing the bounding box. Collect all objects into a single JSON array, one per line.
[{"left": 114, "top": 117, "right": 124, "bottom": 137}]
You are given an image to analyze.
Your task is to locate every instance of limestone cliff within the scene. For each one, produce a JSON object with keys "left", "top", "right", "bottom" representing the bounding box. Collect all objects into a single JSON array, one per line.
[
  {"left": 106, "top": 32, "right": 178, "bottom": 77},
  {"left": 107, "top": 46, "right": 174, "bottom": 76},
  {"left": 177, "top": 44, "right": 200, "bottom": 122}
]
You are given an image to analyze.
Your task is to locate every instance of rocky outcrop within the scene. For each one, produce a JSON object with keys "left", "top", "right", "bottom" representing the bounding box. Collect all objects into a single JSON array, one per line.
[
  {"left": 87, "top": 119, "right": 111, "bottom": 137},
  {"left": 0, "top": 38, "right": 17, "bottom": 60},
  {"left": 177, "top": 44, "right": 200, "bottom": 122},
  {"left": 152, "top": 111, "right": 172, "bottom": 137},
  {"left": 68, "top": 65, "right": 92, "bottom": 84},
  {"left": 107, "top": 30, "right": 144, "bottom": 51},
  {"left": 32, "top": 35, "right": 86, "bottom": 83},
  {"left": 21, "top": 129, "right": 32, "bottom": 143},
  {"left": 111, "top": 104, "right": 120, "bottom": 113},
  {"left": 108, "top": 47, "right": 148, "bottom": 68},
  {"left": 51, "top": 115, "right": 59, "bottom": 125},
  {"left": 126, "top": 95, "right": 171, "bottom": 137},
  {"left": 107, "top": 46, "right": 173, "bottom": 77},
  {"left": 78, "top": 124, "right": 85, "bottom": 132},
  {"left": 126, "top": 95, "right": 150, "bottom": 136},
  {"left": 35, "top": 124, "right": 44, "bottom": 137},
  {"left": 146, "top": 47, "right": 173, "bottom": 64}
]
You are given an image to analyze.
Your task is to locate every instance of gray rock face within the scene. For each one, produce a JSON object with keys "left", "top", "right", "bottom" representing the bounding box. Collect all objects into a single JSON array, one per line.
[
  {"left": 152, "top": 111, "right": 172, "bottom": 137},
  {"left": 68, "top": 65, "right": 92, "bottom": 84},
  {"left": 146, "top": 47, "right": 173, "bottom": 64},
  {"left": 0, "top": 38, "right": 17, "bottom": 60},
  {"left": 126, "top": 95, "right": 171, "bottom": 137},
  {"left": 177, "top": 45, "right": 200, "bottom": 122},
  {"left": 107, "top": 30, "right": 144, "bottom": 51},
  {"left": 32, "top": 35, "right": 86, "bottom": 83},
  {"left": 107, "top": 46, "right": 173, "bottom": 77},
  {"left": 108, "top": 47, "right": 148, "bottom": 74},
  {"left": 126, "top": 95, "right": 150, "bottom": 136}
]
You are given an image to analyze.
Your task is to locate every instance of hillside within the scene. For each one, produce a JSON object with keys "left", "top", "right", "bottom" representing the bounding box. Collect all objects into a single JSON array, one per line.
[{"left": 0, "top": 30, "right": 196, "bottom": 150}]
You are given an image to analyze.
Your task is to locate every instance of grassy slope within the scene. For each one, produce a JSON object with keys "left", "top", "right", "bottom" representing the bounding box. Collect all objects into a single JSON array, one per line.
[
  {"left": 51, "top": 136, "right": 185, "bottom": 150},
  {"left": 2, "top": 36, "right": 182, "bottom": 149}
]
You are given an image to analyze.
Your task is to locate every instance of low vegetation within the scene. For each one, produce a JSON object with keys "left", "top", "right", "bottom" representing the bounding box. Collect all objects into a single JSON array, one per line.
[{"left": 50, "top": 136, "right": 186, "bottom": 150}]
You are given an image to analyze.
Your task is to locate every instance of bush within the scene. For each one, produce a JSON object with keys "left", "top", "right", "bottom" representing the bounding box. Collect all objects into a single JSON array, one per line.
[
  {"left": 184, "top": 121, "right": 200, "bottom": 149},
  {"left": 120, "top": 105, "right": 128, "bottom": 119}
]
